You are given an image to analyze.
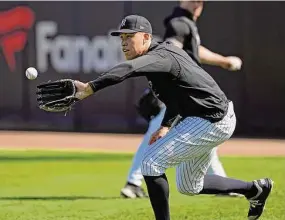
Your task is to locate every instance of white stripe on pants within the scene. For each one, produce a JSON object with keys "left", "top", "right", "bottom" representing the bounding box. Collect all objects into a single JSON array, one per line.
[{"left": 141, "top": 102, "right": 236, "bottom": 195}]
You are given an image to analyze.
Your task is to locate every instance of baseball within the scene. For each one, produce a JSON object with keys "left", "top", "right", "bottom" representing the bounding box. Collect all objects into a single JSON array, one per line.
[{"left": 25, "top": 67, "right": 38, "bottom": 80}]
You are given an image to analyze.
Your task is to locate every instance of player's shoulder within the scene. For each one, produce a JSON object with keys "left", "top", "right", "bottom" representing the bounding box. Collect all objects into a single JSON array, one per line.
[
  {"left": 166, "top": 17, "right": 191, "bottom": 35},
  {"left": 167, "top": 17, "right": 189, "bottom": 28},
  {"left": 155, "top": 41, "right": 190, "bottom": 60}
]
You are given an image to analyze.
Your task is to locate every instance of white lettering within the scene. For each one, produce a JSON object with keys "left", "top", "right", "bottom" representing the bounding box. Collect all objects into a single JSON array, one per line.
[
  {"left": 36, "top": 21, "right": 57, "bottom": 72},
  {"left": 35, "top": 21, "right": 125, "bottom": 74},
  {"left": 51, "top": 36, "right": 77, "bottom": 72}
]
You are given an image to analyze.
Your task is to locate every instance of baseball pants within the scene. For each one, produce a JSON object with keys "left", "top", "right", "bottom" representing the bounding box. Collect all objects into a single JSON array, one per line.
[
  {"left": 127, "top": 105, "right": 229, "bottom": 187},
  {"left": 141, "top": 101, "right": 236, "bottom": 194}
]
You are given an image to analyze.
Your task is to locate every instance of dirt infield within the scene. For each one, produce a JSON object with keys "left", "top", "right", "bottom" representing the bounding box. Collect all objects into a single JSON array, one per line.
[{"left": 0, "top": 131, "right": 284, "bottom": 156}]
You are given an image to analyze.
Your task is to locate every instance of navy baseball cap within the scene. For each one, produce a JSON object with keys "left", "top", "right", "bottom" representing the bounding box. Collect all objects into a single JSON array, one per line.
[{"left": 110, "top": 15, "right": 152, "bottom": 36}]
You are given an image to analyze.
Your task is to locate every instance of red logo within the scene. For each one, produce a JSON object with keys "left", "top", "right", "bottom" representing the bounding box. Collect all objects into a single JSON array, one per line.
[{"left": 0, "top": 6, "right": 35, "bottom": 71}]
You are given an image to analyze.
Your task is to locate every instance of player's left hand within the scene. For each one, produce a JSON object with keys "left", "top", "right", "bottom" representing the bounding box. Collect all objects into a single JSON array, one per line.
[
  {"left": 74, "top": 80, "right": 94, "bottom": 100},
  {"left": 149, "top": 126, "right": 170, "bottom": 145},
  {"left": 224, "top": 56, "right": 242, "bottom": 71}
]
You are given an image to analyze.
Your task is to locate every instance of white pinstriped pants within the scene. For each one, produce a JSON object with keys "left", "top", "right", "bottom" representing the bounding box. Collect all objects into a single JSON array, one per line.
[{"left": 141, "top": 102, "right": 236, "bottom": 195}]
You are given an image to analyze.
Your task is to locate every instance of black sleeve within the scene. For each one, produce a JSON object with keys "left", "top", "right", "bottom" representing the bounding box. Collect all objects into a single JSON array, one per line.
[
  {"left": 88, "top": 53, "right": 172, "bottom": 92},
  {"left": 163, "top": 18, "right": 191, "bottom": 45}
]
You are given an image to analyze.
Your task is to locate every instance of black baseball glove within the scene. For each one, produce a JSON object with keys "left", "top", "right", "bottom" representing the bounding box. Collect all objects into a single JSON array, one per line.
[
  {"left": 136, "top": 88, "right": 164, "bottom": 122},
  {"left": 36, "top": 79, "right": 79, "bottom": 113}
]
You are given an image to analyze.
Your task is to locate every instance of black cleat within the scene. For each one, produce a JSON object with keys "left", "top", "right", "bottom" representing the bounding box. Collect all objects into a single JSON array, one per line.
[
  {"left": 247, "top": 178, "right": 274, "bottom": 220},
  {"left": 120, "top": 182, "right": 148, "bottom": 199}
]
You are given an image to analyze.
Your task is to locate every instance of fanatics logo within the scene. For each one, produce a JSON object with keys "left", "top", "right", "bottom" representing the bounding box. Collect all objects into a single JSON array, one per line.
[{"left": 0, "top": 6, "right": 35, "bottom": 71}]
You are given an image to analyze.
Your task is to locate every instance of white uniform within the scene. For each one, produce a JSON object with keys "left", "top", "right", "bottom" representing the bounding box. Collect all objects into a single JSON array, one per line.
[{"left": 127, "top": 104, "right": 229, "bottom": 187}]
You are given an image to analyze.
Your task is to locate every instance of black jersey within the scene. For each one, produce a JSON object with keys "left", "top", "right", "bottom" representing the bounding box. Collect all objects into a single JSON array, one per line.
[{"left": 89, "top": 41, "right": 228, "bottom": 127}]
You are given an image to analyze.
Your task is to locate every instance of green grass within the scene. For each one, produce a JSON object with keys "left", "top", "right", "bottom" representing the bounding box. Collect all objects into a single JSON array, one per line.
[{"left": 0, "top": 150, "right": 284, "bottom": 220}]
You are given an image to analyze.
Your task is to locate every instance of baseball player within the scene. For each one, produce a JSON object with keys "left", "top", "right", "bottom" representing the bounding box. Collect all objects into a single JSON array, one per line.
[
  {"left": 164, "top": 0, "right": 242, "bottom": 71},
  {"left": 72, "top": 15, "right": 273, "bottom": 220},
  {"left": 121, "top": 0, "right": 243, "bottom": 198}
]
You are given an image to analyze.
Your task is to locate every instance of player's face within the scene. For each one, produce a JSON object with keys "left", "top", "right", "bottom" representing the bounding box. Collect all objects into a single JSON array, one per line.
[
  {"left": 187, "top": 1, "right": 204, "bottom": 20},
  {"left": 120, "top": 32, "right": 145, "bottom": 60}
]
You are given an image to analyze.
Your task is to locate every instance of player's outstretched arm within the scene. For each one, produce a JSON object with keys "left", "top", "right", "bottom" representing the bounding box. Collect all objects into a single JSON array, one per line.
[
  {"left": 73, "top": 53, "right": 172, "bottom": 101},
  {"left": 199, "top": 45, "right": 242, "bottom": 71}
]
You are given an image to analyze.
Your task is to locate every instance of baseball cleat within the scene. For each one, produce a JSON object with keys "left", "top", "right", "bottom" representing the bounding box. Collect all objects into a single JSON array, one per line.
[
  {"left": 120, "top": 182, "right": 148, "bottom": 199},
  {"left": 247, "top": 178, "right": 274, "bottom": 220}
]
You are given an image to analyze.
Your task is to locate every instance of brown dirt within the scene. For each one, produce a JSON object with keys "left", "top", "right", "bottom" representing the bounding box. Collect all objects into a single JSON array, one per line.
[{"left": 0, "top": 131, "right": 284, "bottom": 156}]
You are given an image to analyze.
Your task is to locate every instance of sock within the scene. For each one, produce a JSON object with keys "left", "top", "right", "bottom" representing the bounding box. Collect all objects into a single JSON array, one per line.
[
  {"left": 144, "top": 174, "right": 170, "bottom": 220},
  {"left": 200, "top": 174, "right": 257, "bottom": 198}
]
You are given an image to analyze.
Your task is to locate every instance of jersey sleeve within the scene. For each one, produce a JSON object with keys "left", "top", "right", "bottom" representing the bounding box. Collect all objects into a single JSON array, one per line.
[{"left": 89, "top": 53, "right": 172, "bottom": 92}]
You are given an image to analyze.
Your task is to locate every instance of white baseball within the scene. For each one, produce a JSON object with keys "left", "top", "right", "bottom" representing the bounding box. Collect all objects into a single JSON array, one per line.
[{"left": 25, "top": 67, "right": 38, "bottom": 80}]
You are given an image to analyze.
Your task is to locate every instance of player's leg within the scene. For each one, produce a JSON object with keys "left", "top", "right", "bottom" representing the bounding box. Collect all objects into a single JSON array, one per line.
[
  {"left": 121, "top": 107, "right": 166, "bottom": 198},
  {"left": 141, "top": 115, "right": 221, "bottom": 219},
  {"left": 176, "top": 152, "right": 256, "bottom": 197},
  {"left": 206, "top": 147, "right": 227, "bottom": 176},
  {"left": 175, "top": 102, "right": 273, "bottom": 219},
  {"left": 142, "top": 102, "right": 273, "bottom": 220},
  {"left": 173, "top": 110, "right": 236, "bottom": 196},
  {"left": 207, "top": 147, "right": 244, "bottom": 197},
  {"left": 126, "top": 106, "right": 166, "bottom": 186},
  {"left": 142, "top": 124, "right": 181, "bottom": 220},
  {"left": 175, "top": 153, "right": 273, "bottom": 219},
  {"left": 207, "top": 144, "right": 243, "bottom": 198}
]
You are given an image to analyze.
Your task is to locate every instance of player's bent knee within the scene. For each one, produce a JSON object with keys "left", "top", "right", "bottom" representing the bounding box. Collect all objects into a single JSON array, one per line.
[
  {"left": 176, "top": 184, "right": 202, "bottom": 196},
  {"left": 141, "top": 157, "right": 165, "bottom": 176}
]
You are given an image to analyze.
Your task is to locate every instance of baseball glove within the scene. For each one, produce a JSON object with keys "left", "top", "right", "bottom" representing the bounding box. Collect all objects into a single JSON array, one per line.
[{"left": 36, "top": 79, "right": 79, "bottom": 114}]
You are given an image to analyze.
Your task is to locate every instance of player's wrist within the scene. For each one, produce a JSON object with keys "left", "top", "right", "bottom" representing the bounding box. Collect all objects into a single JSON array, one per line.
[
  {"left": 220, "top": 57, "right": 231, "bottom": 69},
  {"left": 74, "top": 81, "right": 94, "bottom": 100}
]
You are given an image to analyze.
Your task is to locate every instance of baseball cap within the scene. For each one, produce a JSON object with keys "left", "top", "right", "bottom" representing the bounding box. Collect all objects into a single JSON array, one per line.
[{"left": 110, "top": 15, "right": 152, "bottom": 36}]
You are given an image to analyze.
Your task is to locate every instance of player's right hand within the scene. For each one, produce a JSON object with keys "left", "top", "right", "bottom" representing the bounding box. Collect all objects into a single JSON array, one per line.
[
  {"left": 149, "top": 126, "right": 170, "bottom": 145},
  {"left": 224, "top": 56, "right": 242, "bottom": 71}
]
